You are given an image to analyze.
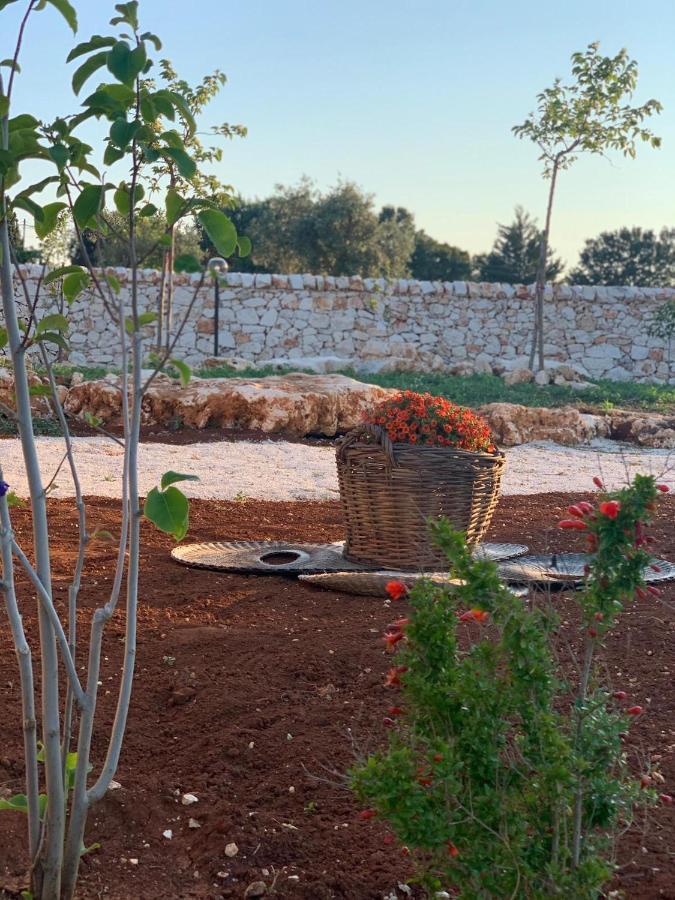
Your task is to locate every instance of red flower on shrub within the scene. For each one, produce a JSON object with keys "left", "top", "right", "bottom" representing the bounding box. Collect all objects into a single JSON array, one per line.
[
  {"left": 386, "top": 580, "right": 407, "bottom": 601},
  {"left": 384, "top": 666, "right": 408, "bottom": 688},
  {"left": 366, "top": 391, "right": 496, "bottom": 453},
  {"left": 656, "top": 484, "right": 670, "bottom": 493},
  {"left": 459, "top": 609, "right": 489, "bottom": 623},
  {"left": 627, "top": 705, "right": 643, "bottom": 716},
  {"left": 599, "top": 500, "right": 621, "bottom": 520},
  {"left": 383, "top": 631, "right": 404, "bottom": 652}
]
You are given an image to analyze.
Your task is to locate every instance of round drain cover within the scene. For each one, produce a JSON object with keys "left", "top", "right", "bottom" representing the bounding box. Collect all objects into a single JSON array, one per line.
[{"left": 498, "top": 553, "right": 675, "bottom": 586}]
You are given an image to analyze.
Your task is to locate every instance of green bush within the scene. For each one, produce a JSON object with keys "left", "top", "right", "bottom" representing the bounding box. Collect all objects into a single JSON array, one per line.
[{"left": 351, "top": 475, "right": 665, "bottom": 897}]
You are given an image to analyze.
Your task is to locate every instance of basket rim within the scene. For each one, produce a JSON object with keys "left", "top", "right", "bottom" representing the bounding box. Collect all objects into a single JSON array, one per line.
[{"left": 338, "top": 433, "right": 505, "bottom": 462}]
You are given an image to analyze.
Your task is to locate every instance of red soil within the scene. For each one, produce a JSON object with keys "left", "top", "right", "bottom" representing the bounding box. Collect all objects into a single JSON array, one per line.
[{"left": 0, "top": 494, "right": 674, "bottom": 899}]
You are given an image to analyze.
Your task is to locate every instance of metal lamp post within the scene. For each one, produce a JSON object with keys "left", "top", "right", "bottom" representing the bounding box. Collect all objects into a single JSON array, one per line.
[{"left": 207, "top": 256, "right": 228, "bottom": 357}]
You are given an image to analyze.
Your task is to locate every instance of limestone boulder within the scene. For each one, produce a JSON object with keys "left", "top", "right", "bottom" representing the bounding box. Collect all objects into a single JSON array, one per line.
[
  {"left": 65, "top": 373, "right": 395, "bottom": 437},
  {"left": 502, "top": 367, "right": 534, "bottom": 386},
  {"left": 479, "top": 403, "right": 609, "bottom": 447},
  {"left": 262, "top": 355, "right": 353, "bottom": 374},
  {"left": 0, "top": 368, "right": 52, "bottom": 416},
  {"left": 608, "top": 412, "right": 675, "bottom": 449}
]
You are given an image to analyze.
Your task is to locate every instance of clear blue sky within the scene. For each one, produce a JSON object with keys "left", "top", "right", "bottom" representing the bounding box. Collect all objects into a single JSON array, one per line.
[{"left": 7, "top": 0, "right": 675, "bottom": 268}]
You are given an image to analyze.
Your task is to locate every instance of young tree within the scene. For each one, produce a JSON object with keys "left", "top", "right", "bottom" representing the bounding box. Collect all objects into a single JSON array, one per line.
[
  {"left": 0, "top": 2, "right": 245, "bottom": 897},
  {"left": 514, "top": 43, "right": 661, "bottom": 370},
  {"left": 409, "top": 230, "right": 472, "bottom": 282},
  {"left": 474, "top": 205, "right": 563, "bottom": 284},
  {"left": 570, "top": 226, "right": 675, "bottom": 287}
]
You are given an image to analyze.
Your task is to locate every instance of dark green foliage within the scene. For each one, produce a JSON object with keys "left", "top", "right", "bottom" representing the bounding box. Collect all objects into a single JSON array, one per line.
[
  {"left": 409, "top": 230, "right": 471, "bottom": 282},
  {"left": 475, "top": 206, "right": 563, "bottom": 284},
  {"left": 351, "top": 476, "right": 660, "bottom": 897},
  {"left": 570, "top": 227, "right": 675, "bottom": 287}
]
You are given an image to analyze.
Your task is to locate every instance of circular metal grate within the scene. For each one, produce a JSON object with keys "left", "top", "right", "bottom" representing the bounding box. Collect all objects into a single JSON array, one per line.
[{"left": 498, "top": 552, "right": 675, "bottom": 586}]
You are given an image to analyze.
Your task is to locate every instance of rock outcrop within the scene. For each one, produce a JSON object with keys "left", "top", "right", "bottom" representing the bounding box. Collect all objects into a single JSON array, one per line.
[
  {"left": 64, "top": 373, "right": 394, "bottom": 437},
  {"left": 478, "top": 403, "right": 609, "bottom": 447},
  {"left": 607, "top": 412, "right": 675, "bottom": 449}
]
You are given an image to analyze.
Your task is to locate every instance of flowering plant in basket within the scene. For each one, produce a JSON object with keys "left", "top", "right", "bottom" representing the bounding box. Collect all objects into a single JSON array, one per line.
[{"left": 367, "top": 390, "right": 496, "bottom": 453}]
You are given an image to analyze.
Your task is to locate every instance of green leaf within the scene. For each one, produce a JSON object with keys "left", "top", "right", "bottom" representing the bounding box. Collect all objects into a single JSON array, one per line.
[
  {"left": 106, "top": 272, "right": 121, "bottom": 294},
  {"left": 36, "top": 313, "right": 69, "bottom": 336},
  {"left": 41, "top": 0, "right": 78, "bottom": 33},
  {"left": 47, "top": 144, "right": 68, "bottom": 169},
  {"left": 106, "top": 41, "right": 146, "bottom": 87},
  {"left": 165, "top": 187, "right": 184, "bottom": 226},
  {"left": 174, "top": 253, "right": 201, "bottom": 274},
  {"left": 111, "top": 2, "right": 139, "bottom": 30},
  {"left": 44, "top": 264, "right": 85, "bottom": 286},
  {"left": 0, "top": 326, "right": 6, "bottom": 349},
  {"left": 62, "top": 269, "right": 90, "bottom": 303},
  {"left": 0, "top": 59, "right": 20, "bottom": 73},
  {"left": 162, "top": 146, "right": 196, "bottom": 179},
  {"left": 124, "top": 311, "right": 157, "bottom": 334},
  {"left": 169, "top": 359, "right": 191, "bottom": 387},
  {"left": 0, "top": 95, "right": 8, "bottom": 119},
  {"left": 168, "top": 91, "right": 196, "bottom": 135},
  {"left": 72, "top": 50, "right": 108, "bottom": 95},
  {"left": 0, "top": 794, "right": 28, "bottom": 813},
  {"left": 73, "top": 184, "right": 103, "bottom": 227},
  {"left": 237, "top": 236, "right": 252, "bottom": 258},
  {"left": 12, "top": 195, "right": 44, "bottom": 223},
  {"left": 144, "top": 485, "right": 189, "bottom": 541},
  {"left": 197, "top": 209, "right": 237, "bottom": 258},
  {"left": 140, "top": 31, "right": 162, "bottom": 51},
  {"left": 83, "top": 411, "right": 102, "bottom": 428},
  {"left": 138, "top": 203, "right": 157, "bottom": 218},
  {"left": 34, "top": 202, "right": 66, "bottom": 240},
  {"left": 160, "top": 470, "right": 199, "bottom": 490},
  {"left": 103, "top": 144, "right": 125, "bottom": 166},
  {"left": 8, "top": 114, "right": 39, "bottom": 132},
  {"left": 150, "top": 90, "right": 175, "bottom": 120},
  {"left": 113, "top": 182, "right": 129, "bottom": 215},
  {"left": 7, "top": 492, "right": 24, "bottom": 509},
  {"left": 67, "top": 35, "right": 116, "bottom": 63},
  {"left": 36, "top": 332, "right": 69, "bottom": 351}
]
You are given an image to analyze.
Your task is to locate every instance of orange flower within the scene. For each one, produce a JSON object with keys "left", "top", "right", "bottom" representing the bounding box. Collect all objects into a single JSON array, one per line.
[
  {"left": 459, "top": 609, "right": 489, "bottom": 623},
  {"left": 385, "top": 580, "right": 407, "bottom": 601}
]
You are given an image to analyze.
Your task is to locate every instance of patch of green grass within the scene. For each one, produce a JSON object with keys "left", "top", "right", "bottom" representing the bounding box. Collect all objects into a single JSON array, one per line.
[
  {"left": 0, "top": 414, "right": 63, "bottom": 436},
  {"left": 350, "top": 371, "right": 675, "bottom": 413}
]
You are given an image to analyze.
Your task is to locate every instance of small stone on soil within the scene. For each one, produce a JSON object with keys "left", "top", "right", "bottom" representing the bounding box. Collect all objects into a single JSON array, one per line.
[{"left": 225, "top": 842, "right": 239, "bottom": 857}]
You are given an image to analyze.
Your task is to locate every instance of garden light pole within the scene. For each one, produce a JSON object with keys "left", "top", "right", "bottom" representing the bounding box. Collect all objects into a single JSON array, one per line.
[{"left": 208, "top": 256, "right": 228, "bottom": 357}]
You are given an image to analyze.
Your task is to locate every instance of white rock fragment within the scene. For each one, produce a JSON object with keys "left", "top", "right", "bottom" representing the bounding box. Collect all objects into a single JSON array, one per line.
[
  {"left": 181, "top": 792, "right": 199, "bottom": 805},
  {"left": 162, "top": 829, "right": 173, "bottom": 839},
  {"left": 109, "top": 780, "right": 122, "bottom": 790},
  {"left": 225, "top": 842, "right": 239, "bottom": 857},
  {"left": 188, "top": 818, "right": 201, "bottom": 829}
]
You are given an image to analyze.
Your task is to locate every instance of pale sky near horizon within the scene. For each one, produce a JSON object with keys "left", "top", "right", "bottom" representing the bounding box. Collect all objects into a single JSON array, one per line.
[{"left": 6, "top": 0, "right": 675, "bottom": 269}]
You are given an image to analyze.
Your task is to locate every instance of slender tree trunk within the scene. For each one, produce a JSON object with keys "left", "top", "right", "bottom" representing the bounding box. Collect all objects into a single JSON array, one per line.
[
  {"left": 156, "top": 251, "right": 167, "bottom": 352},
  {"left": 165, "top": 226, "right": 175, "bottom": 352},
  {"left": 529, "top": 162, "right": 559, "bottom": 371}
]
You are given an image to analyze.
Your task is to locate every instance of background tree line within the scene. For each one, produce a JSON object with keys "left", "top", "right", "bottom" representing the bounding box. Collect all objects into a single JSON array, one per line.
[{"left": 34, "top": 178, "right": 675, "bottom": 287}]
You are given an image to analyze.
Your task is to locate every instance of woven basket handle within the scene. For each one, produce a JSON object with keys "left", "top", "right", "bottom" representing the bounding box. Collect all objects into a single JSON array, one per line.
[{"left": 336, "top": 423, "right": 396, "bottom": 466}]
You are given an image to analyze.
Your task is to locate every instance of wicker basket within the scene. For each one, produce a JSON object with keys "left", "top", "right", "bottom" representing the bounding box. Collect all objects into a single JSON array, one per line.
[{"left": 336, "top": 424, "right": 505, "bottom": 571}]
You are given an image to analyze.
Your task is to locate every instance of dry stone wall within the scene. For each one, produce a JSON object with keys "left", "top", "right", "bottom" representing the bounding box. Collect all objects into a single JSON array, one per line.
[{"left": 3, "top": 265, "right": 673, "bottom": 382}]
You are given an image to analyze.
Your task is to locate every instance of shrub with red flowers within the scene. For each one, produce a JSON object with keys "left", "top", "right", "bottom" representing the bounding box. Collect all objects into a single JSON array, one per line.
[
  {"left": 367, "top": 390, "right": 496, "bottom": 453},
  {"left": 351, "top": 474, "right": 665, "bottom": 898}
]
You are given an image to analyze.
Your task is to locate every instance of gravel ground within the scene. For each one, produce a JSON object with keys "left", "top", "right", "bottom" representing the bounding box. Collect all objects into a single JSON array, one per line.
[{"left": 1, "top": 436, "right": 674, "bottom": 500}]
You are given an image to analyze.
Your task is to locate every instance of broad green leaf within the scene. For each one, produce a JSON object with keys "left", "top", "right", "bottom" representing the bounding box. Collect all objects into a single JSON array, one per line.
[
  {"left": 162, "top": 146, "right": 196, "bottom": 179},
  {"left": 197, "top": 209, "right": 237, "bottom": 258},
  {"left": 67, "top": 35, "right": 116, "bottom": 63},
  {"left": 150, "top": 90, "right": 175, "bottom": 120},
  {"left": 0, "top": 2, "right": 21, "bottom": 12},
  {"left": 34, "top": 202, "right": 66, "bottom": 240},
  {"left": 106, "top": 41, "right": 146, "bottom": 87},
  {"left": 103, "top": 144, "right": 125, "bottom": 166},
  {"left": 138, "top": 202, "right": 157, "bottom": 217},
  {"left": 165, "top": 187, "right": 184, "bottom": 226},
  {"left": 14, "top": 175, "right": 59, "bottom": 199},
  {"left": 73, "top": 184, "right": 103, "bottom": 227},
  {"left": 168, "top": 91, "right": 196, "bottom": 135},
  {"left": 36, "top": 313, "right": 69, "bottom": 336},
  {"left": 0, "top": 326, "right": 6, "bottom": 349},
  {"left": 111, "top": 2, "right": 139, "bottom": 30},
  {"left": 0, "top": 794, "right": 28, "bottom": 813},
  {"left": 44, "top": 264, "right": 85, "bottom": 286},
  {"left": 113, "top": 183, "right": 129, "bottom": 215},
  {"left": 160, "top": 470, "right": 199, "bottom": 490},
  {"left": 36, "top": 332, "right": 69, "bottom": 351},
  {"left": 173, "top": 254, "right": 201, "bottom": 273},
  {"left": 72, "top": 50, "right": 108, "bottom": 95},
  {"left": 144, "top": 485, "right": 189, "bottom": 541},
  {"left": 237, "top": 236, "right": 252, "bottom": 257},
  {"left": 41, "top": 0, "right": 78, "bottom": 33},
  {"left": 8, "top": 114, "right": 39, "bottom": 132},
  {"left": 47, "top": 144, "right": 68, "bottom": 169},
  {"left": 0, "top": 58, "right": 19, "bottom": 73},
  {"left": 106, "top": 272, "right": 121, "bottom": 294},
  {"left": 140, "top": 31, "right": 162, "bottom": 51},
  {"left": 62, "top": 269, "right": 90, "bottom": 303},
  {"left": 169, "top": 358, "right": 191, "bottom": 387},
  {"left": 124, "top": 311, "right": 157, "bottom": 334},
  {"left": 12, "top": 195, "right": 44, "bottom": 223}
]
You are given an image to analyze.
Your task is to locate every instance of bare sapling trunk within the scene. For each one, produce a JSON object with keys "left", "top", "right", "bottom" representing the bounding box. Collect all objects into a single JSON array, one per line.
[{"left": 528, "top": 161, "right": 558, "bottom": 372}]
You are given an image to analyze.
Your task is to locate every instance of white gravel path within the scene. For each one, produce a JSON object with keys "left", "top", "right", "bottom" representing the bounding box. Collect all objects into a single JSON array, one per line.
[{"left": 1, "top": 437, "right": 674, "bottom": 500}]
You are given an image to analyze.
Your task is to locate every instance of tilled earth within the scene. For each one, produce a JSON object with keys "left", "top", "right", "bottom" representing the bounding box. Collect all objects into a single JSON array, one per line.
[{"left": 0, "top": 494, "right": 674, "bottom": 899}]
